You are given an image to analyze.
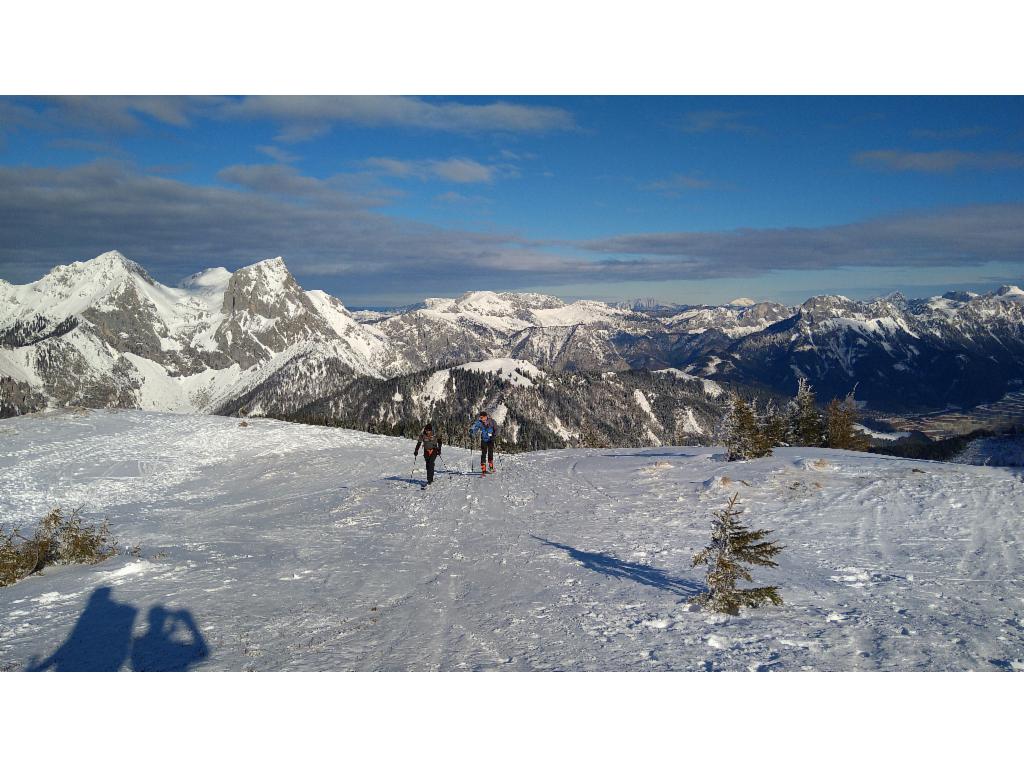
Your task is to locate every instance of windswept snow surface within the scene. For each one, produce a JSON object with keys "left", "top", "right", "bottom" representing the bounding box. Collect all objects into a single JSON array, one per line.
[{"left": 2, "top": 410, "right": 1022, "bottom": 671}]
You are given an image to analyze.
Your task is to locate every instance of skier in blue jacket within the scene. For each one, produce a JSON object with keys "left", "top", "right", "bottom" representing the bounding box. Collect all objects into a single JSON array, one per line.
[{"left": 470, "top": 411, "right": 498, "bottom": 475}]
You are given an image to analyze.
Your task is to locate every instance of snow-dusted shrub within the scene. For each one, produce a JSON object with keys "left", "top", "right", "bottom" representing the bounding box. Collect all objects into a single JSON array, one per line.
[
  {"left": 691, "top": 493, "right": 784, "bottom": 615},
  {"left": 0, "top": 508, "right": 121, "bottom": 587}
]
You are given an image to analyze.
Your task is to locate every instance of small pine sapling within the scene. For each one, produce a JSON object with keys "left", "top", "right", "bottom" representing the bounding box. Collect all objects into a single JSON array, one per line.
[{"left": 691, "top": 493, "right": 784, "bottom": 615}]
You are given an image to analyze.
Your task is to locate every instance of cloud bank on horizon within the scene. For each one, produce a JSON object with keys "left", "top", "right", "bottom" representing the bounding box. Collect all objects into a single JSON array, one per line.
[{"left": 1, "top": 95, "right": 1022, "bottom": 305}]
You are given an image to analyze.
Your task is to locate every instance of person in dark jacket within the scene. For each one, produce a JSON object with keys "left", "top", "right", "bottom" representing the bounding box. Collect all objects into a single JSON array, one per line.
[
  {"left": 470, "top": 411, "right": 498, "bottom": 474},
  {"left": 414, "top": 423, "right": 442, "bottom": 485}
]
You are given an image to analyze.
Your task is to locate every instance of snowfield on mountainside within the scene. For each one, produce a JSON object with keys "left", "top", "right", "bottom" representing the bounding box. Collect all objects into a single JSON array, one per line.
[{"left": 2, "top": 410, "right": 1023, "bottom": 671}]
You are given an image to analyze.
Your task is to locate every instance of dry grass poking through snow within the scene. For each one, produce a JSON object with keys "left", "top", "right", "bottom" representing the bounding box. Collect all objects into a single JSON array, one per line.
[{"left": 0, "top": 507, "right": 129, "bottom": 587}]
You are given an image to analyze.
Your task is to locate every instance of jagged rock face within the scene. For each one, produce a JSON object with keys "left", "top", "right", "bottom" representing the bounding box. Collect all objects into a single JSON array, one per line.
[
  {"left": 213, "top": 258, "right": 335, "bottom": 369},
  {"left": 31, "top": 333, "right": 142, "bottom": 410},
  {"left": 220, "top": 257, "right": 305, "bottom": 318},
  {"left": 375, "top": 312, "right": 501, "bottom": 372},
  {"left": 0, "top": 376, "right": 46, "bottom": 417},
  {"left": 80, "top": 280, "right": 171, "bottom": 361}
]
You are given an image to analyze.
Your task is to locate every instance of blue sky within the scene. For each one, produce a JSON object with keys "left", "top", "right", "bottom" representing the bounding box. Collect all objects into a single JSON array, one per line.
[{"left": 1, "top": 95, "right": 1022, "bottom": 306}]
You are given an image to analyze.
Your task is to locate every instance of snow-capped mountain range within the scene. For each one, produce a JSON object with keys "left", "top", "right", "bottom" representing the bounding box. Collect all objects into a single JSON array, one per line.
[
  {"left": 4, "top": 250, "right": 1024, "bottom": 434},
  {"left": 0, "top": 252, "right": 397, "bottom": 415}
]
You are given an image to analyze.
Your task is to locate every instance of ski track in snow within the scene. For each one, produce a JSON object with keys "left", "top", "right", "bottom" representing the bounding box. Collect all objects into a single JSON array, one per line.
[{"left": 1, "top": 410, "right": 1023, "bottom": 671}]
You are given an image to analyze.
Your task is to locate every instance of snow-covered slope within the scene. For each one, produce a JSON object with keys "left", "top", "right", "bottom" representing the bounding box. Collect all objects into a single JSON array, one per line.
[
  {"left": 1, "top": 410, "right": 1021, "bottom": 671},
  {"left": 456, "top": 357, "right": 547, "bottom": 386}
]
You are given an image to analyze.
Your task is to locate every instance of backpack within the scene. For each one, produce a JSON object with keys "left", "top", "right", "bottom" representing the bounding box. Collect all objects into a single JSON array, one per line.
[{"left": 420, "top": 433, "right": 440, "bottom": 456}]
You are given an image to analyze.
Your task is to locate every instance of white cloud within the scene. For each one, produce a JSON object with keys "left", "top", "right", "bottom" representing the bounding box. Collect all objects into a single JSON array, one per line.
[
  {"left": 909, "top": 126, "right": 989, "bottom": 140},
  {"left": 581, "top": 203, "right": 1024, "bottom": 277},
  {"left": 640, "top": 173, "right": 716, "bottom": 195},
  {"left": 47, "top": 96, "right": 220, "bottom": 131},
  {"left": 678, "top": 110, "right": 756, "bottom": 134},
  {"left": 220, "top": 95, "right": 576, "bottom": 142},
  {"left": 365, "top": 156, "right": 501, "bottom": 184},
  {"left": 1, "top": 96, "right": 574, "bottom": 144},
  {"left": 256, "top": 145, "right": 300, "bottom": 163},
  {"left": 855, "top": 149, "right": 1024, "bottom": 172},
  {"left": 428, "top": 158, "right": 496, "bottom": 184}
]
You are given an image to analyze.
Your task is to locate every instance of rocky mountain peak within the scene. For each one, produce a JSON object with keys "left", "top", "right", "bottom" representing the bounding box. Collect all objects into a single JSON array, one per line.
[
  {"left": 221, "top": 257, "right": 302, "bottom": 317},
  {"left": 451, "top": 290, "right": 565, "bottom": 315},
  {"left": 798, "top": 294, "right": 862, "bottom": 322},
  {"left": 940, "top": 290, "right": 977, "bottom": 303},
  {"left": 47, "top": 249, "right": 153, "bottom": 289},
  {"left": 993, "top": 285, "right": 1024, "bottom": 301},
  {"left": 737, "top": 301, "right": 792, "bottom": 321}
]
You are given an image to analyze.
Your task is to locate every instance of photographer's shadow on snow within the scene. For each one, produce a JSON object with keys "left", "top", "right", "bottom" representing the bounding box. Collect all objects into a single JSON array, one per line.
[
  {"left": 27, "top": 586, "right": 209, "bottom": 672},
  {"left": 532, "top": 537, "right": 702, "bottom": 597},
  {"left": 132, "top": 605, "right": 209, "bottom": 671}
]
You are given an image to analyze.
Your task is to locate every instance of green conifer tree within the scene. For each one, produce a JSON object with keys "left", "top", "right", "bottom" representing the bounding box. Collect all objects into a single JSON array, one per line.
[
  {"left": 790, "top": 378, "right": 824, "bottom": 446},
  {"left": 760, "top": 399, "right": 787, "bottom": 449},
  {"left": 691, "top": 493, "right": 784, "bottom": 615},
  {"left": 824, "top": 391, "right": 870, "bottom": 451},
  {"left": 724, "top": 395, "right": 772, "bottom": 461}
]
